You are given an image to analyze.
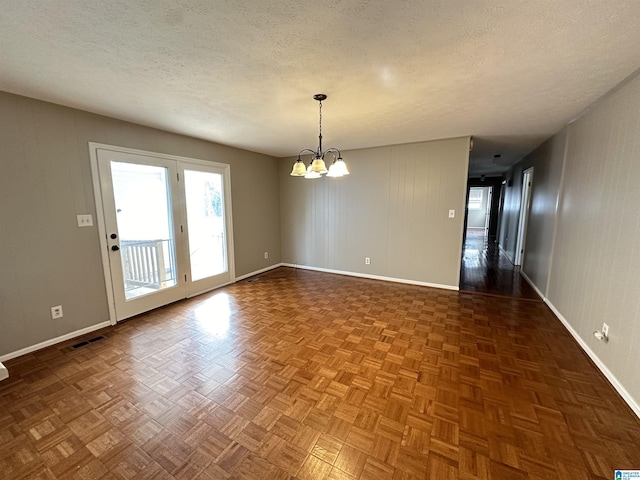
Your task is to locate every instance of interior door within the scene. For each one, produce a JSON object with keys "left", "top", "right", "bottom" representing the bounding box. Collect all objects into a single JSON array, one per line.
[
  {"left": 97, "top": 149, "right": 186, "bottom": 320},
  {"left": 484, "top": 186, "right": 493, "bottom": 237},
  {"left": 93, "top": 145, "right": 234, "bottom": 322}
]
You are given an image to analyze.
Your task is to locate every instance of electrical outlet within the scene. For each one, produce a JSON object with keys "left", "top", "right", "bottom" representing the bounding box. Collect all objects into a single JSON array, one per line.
[
  {"left": 602, "top": 323, "right": 609, "bottom": 338},
  {"left": 365, "top": 257, "right": 371, "bottom": 265},
  {"left": 448, "top": 210, "right": 455, "bottom": 218},
  {"left": 264, "top": 252, "right": 269, "bottom": 259},
  {"left": 51, "top": 305, "right": 63, "bottom": 319},
  {"left": 76, "top": 214, "right": 93, "bottom": 227}
]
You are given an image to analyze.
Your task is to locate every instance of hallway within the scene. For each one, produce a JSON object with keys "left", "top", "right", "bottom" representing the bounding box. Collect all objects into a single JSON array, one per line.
[{"left": 459, "top": 229, "right": 540, "bottom": 300}]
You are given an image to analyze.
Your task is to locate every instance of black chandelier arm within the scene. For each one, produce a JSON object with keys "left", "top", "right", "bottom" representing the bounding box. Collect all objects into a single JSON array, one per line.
[
  {"left": 322, "top": 147, "right": 342, "bottom": 159},
  {"left": 298, "top": 148, "right": 342, "bottom": 160},
  {"left": 298, "top": 148, "right": 317, "bottom": 158},
  {"left": 297, "top": 149, "right": 319, "bottom": 163}
]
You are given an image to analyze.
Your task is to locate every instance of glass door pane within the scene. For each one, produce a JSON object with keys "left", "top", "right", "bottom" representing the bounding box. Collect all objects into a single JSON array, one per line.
[
  {"left": 184, "top": 170, "right": 227, "bottom": 281},
  {"left": 94, "top": 144, "right": 233, "bottom": 321},
  {"left": 111, "top": 161, "right": 178, "bottom": 299}
]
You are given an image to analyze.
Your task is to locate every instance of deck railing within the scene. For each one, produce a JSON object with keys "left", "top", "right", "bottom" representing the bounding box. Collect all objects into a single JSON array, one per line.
[{"left": 120, "top": 239, "right": 174, "bottom": 289}]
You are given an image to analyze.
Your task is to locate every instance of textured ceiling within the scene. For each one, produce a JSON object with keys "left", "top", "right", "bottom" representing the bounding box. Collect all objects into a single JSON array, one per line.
[{"left": 2, "top": 1, "right": 640, "bottom": 176}]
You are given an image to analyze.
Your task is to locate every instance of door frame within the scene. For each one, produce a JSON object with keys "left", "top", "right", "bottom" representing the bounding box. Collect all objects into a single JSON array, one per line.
[
  {"left": 514, "top": 167, "right": 533, "bottom": 266},
  {"left": 96, "top": 149, "right": 186, "bottom": 320},
  {"left": 496, "top": 181, "right": 506, "bottom": 245},
  {"left": 89, "top": 142, "right": 235, "bottom": 325},
  {"left": 484, "top": 186, "right": 493, "bottom": 237},
  {"left": 463, "top": 184, "right": 494, "bottom": 239}
]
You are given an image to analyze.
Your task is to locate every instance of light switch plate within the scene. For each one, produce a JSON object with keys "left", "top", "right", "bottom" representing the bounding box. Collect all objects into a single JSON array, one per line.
[
  {"left": 77, "top": 214, "right": 93, "bottom": 227},
  {"left": 448, "top": 210, "right": 455, "bottom": 218}
]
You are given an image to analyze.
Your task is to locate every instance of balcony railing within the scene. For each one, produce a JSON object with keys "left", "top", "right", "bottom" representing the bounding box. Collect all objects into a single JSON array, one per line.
[{"left": 120, "top": 239, "right": 175, "bottom": 291}]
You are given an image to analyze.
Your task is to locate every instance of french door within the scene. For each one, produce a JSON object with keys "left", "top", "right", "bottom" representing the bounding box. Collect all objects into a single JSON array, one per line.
[{"left": 90, "top": 144, "right": 234, "bottom": 322}]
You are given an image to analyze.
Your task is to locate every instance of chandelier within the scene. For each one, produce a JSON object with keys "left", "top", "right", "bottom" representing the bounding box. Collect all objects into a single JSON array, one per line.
[{"left": 290, "top": 94, "right": 350, "bottom": 179}]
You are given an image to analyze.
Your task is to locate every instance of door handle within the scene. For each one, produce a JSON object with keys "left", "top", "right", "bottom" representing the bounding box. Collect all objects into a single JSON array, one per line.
[
  {"left": 110, "top": 233, "right": 118, "bottom": 239},
  {"left": 111, "top": 245, "right": 120, "bottom": 251}
]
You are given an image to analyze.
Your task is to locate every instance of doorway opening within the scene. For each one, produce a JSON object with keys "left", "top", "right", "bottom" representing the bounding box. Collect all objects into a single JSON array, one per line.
[
  {"left": 460, "top": 177, "right": 539, "bottom": 300},
  {"left": 466, "top": 186, "right": 493, "bottom": 239}
]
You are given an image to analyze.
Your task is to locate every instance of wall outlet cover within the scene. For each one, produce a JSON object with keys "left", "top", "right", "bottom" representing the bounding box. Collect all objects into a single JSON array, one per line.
[
  {"left": 77, "top": 214, "right": 93, "bottom": 227},
  {"left": 51, "top": 305, "right": 63, "bottom": 319}
]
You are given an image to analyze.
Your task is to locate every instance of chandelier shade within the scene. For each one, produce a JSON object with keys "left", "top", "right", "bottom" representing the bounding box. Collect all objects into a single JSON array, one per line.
[
  {"left": 327, "top": 156, "right": 349, "bottom": 177},
  {"left": 290, "top": 158, "right": 307, "bottom": 176},
  {"left": 290, "top": 94, "right": 349, "bottom": 179}
]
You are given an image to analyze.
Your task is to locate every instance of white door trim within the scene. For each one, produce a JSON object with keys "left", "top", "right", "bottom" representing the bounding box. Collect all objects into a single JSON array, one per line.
[
  {"left": 514, "top": 167, "right": 534, "bottom": 266},
  {"left": 90, "top": 143, "right": 117, "bottom": 326},
  {"left": 88, "top": 142, "right": 235, "bottom": 324},
  {"left": 484, "top": 186, "right": 493, "bottom": 236}
]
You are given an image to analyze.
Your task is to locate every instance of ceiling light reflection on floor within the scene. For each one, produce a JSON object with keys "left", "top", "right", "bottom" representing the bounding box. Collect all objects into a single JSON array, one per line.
[{"left": 193, "top": 293, "right": 231, "bottom": 337}]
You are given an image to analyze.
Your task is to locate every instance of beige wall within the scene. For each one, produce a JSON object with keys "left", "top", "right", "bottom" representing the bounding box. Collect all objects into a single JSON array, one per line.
[
  {"left": 520, "top": 129, "right": 567, "bottom": 295},
  {"left": 500, "top": 70, "right": 640, "bottom": 411},
  {"left": 499, "top": 164, "right": 523, "bottom": 262},
  {"left": 0, "top": 92, "right": 281, "bottom": 358},
  {"left": 280, "top": 137, "right": 470, "bottom": 288},
  {"left": 547, "top": 72, "right": 640, "bottom": 406},
  {"left": 501, "top": 129, "right": 567, "bottom": 292}
]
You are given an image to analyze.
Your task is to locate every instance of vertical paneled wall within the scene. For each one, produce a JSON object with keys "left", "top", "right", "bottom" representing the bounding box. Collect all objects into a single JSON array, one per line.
[
  {"left": 520, "top": 129, "right": 567, "bottom": 295},
  {"left": 280, "top": 137, "right": 470, "bottom": 288},
  {"left": 499, "top": 71, "right": 640, "bottom": 411},
  {"left": 0, "top": 92, "right": 281, "bottom": 358},
  {"left": 547, "top": 73, "right": 640, "bottom": 404},
  {"left": 499, "top": 163, "right": 524, "bottom": 263}
]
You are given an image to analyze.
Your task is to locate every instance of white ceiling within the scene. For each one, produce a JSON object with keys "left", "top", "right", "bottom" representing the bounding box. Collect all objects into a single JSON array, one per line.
[{"left": 2, "top": 1, "right": 640, "bottom": 176}]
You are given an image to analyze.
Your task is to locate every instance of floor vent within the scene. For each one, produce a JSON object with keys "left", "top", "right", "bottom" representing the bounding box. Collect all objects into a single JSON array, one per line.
[{"left": 71, "top": 335, "right": 105, "bottom": 349}]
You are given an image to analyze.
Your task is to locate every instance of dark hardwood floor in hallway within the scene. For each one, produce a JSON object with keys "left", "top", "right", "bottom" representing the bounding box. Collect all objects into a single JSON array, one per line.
[
  {"left": 460, "top": 230, "right": 540, "bottom": 301},
  {"left": 1, "top": 267, "right": 639, "bottom": 479}
]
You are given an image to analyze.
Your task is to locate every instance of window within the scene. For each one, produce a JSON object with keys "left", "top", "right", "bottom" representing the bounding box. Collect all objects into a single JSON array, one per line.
[{"left": 468, "top": 188, "right": 483, "bottom": 210}]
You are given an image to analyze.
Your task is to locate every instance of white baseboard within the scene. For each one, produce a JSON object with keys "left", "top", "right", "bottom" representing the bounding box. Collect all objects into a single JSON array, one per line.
[
  {"left": 520, "top": 270, "right": 545, "bottom": 300},
  {"left": 281, "top": 263, "right": 459, "bottom": 291},
  {"left": 0, "top": 363, "right": 8, "bottom": 381},
  {"left": 235, "top": 263, "right": 284, "bottom": 282},
  {"left": 544, "top": 299, "right": 640, "bottom": 419},
  {"left": 499, "top": 245, "right": 515, "bottom": 265},
  {"left": 0, "top": 321, "right": 112, "bottom": 363}
]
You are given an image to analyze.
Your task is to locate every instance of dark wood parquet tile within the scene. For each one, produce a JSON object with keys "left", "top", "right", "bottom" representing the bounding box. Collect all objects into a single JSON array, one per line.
[
  {"left": 460, "top": 230, "right": 540, "bottom": 300},
  {"left": 1, "top": 267, "right": 639, "bottom": 479}
]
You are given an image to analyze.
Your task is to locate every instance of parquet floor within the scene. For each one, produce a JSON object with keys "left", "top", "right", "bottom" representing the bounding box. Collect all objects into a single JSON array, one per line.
[
  {"left": 1, "top": 267, "right": 639, "bottom": 479},
  {"left": 460, "top": 231, "right": 540, "bottom": 301}
]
